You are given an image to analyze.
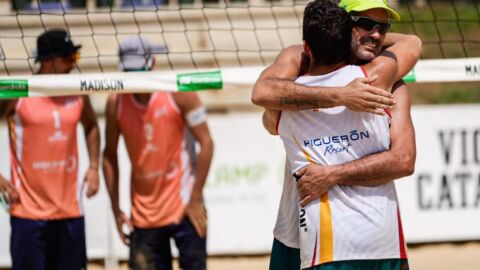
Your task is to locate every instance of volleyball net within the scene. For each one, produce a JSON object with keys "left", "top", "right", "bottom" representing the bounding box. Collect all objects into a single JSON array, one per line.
[
  {"left": 1, "top": 57, "right": 480, "bottom": 98},
  {"left": 0, "top": 0, "right": 479, "bottom": 98}
]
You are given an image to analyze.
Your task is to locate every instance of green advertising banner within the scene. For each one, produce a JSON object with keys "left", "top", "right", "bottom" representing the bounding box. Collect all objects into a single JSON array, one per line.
[
  {"left": 0, "top": 80, "right": 28, "bottom": 98},
  {"left": 403, "top": 69, "right": 416, "bottom": 83},
  {"left": 177, "top": 70, "right": 223, "bottom": 91}
]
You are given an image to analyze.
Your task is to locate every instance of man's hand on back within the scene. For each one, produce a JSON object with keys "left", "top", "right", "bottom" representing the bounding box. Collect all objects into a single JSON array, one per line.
[
  {"left": 338, "top": 75, "right": 395, "bottom": 115},
  {"left": 296, "top": 164, "right": 337, "bottom": 207}
]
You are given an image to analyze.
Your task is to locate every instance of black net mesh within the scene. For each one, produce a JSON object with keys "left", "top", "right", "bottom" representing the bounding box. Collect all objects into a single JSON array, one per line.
[{"left": 1, "top": 0, "right": 480, "bottom": 75}]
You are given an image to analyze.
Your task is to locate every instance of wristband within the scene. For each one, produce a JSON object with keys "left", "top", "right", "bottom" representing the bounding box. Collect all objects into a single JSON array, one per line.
[{"left": 186, "top": 106, "right": 207, "bottom": 127}]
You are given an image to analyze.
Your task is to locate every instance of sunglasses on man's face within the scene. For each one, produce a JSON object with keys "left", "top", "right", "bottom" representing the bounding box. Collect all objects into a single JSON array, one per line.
[{"left": 351, "top": 16, "right": 391, "bottom": 34}]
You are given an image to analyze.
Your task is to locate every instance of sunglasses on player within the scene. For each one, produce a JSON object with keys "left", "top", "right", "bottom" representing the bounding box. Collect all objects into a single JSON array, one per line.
[{"left": 351, "top": 16, "right": 391, "bottom": 34}]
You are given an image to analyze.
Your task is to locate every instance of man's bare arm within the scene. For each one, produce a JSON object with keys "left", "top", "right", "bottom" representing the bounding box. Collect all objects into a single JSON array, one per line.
[
  {"left": 0, "top": 100, "right": 16, "bottom": 119},
  {"left": 262, "top": 109, "right": 280, "bottom": 135},
  {"left": 0, "top": 100, "right": 9, "bottom": 118},
  {"left": 0, "top": 100, "right": 19, "bottom": 204},
  {"left": 251, "top": 45, "right": 394, "bottom": 113},
  {"left": 297, "top": 81, "right": 415, "bottom": 206},
  {"left": 383, "top": 33, "right": 422, "bottom": 81},
  {"left": 80, "top": 96, "right": 100, "bottom": 198},
  {"left": 173, "top": 92, "right": 214, "bottom": 238},
  {"left": 102, "top": 95, "right": 133, "bottom": 245},
  {"left": 103, "top": 95, "right": 121, "bottom": 215},
  {"left": 363, "top": 50, "right": 398, "bottom": 94},
  {"left": 332, "top": 81, "right": 415, "bottom": 184}
]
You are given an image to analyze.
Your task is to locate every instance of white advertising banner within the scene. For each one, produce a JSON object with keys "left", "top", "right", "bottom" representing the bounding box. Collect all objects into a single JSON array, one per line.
[
  {"left": 0, "top": 106, "right": 480, "bottom": 266},
  {"left": 0, "top": 68, "right": 264, "bottom": 98},
  {"left": 406, "top": 58, "right": 480, "bottom": 83},
  {"left": 1, "top": 58, "right": 480, "bottom": 99},
  {"left": 396, "top": 104, "right": 480, "bottom": 243}
]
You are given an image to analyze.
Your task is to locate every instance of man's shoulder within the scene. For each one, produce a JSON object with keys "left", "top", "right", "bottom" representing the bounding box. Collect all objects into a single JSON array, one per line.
[
  {"left": 299, "top": 65, "right": 363, "bottom": 80},
  {"left": 275, "top": 45, "right": 304, "bottom": 64},
  {"left": 282, "top": 44, "right": 303, "bottom": 54}
]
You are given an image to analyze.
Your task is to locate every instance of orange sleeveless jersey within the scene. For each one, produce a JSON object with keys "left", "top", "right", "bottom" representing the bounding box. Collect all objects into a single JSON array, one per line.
[
  {"left": 117, "top": 93, "right": 195, "bottom": 228},
  {"left": 8, "top": 96, "right": 84, "bottom": 220}
]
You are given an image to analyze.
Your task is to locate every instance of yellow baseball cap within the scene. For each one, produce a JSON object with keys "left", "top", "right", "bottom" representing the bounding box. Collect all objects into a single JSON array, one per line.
[{"left": 339, "top": 0, "right": 401, "bottom": 21}]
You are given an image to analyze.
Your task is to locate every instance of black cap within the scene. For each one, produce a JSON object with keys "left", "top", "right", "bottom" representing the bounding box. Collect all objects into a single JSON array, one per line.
[{"left": 35, "top": 29, "right": 81, "bottom": 62}]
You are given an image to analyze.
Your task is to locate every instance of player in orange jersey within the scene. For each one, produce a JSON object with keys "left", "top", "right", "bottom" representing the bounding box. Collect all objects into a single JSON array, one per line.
[
  {"left": 0, "top": 29, "right": 100, "bottom": 270},
  {"left": 103, "top": 36, "right": 214, "bottom": 270}
]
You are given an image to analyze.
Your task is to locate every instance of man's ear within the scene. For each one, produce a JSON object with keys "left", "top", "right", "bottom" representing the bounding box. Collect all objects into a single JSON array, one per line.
[
  {"left": 303, "top": 41, "right": 310, "bottom": 55},
  {"left": 301, "top": 41, "right": 312, "bottom": 75},
  {"left": 300, "top": 52, "right": 310, "bottom": 76}
]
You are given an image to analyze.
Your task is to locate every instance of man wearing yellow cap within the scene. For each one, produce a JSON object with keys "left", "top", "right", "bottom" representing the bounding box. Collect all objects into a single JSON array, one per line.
[
  {"left": 341, "top": 0, "right": 401, "bottom": 19},
  {"left": 252, "top": 0, "right": 419, "bottom": 269},
  {"left": 253, "top": 0, "right": 412, "bottom": 112}
]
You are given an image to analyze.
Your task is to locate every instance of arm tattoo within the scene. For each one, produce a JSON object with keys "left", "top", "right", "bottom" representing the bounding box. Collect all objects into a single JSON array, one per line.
[{"left": 280, "top": 98, "right": 319, "bottom": 109}]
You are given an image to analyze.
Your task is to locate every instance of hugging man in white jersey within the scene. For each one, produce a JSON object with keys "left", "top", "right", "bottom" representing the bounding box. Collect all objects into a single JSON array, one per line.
[{"left": 260, "top": 0, "right": 418, "bottom": 269}]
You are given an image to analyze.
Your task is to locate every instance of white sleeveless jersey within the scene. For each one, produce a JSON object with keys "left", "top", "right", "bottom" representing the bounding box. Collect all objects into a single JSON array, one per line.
[
  {"left": 273, "top": 160, "right": 300, "bottom": 248},
  {"left": 277, "top": 65, "right": 407, "bottom": 269}
]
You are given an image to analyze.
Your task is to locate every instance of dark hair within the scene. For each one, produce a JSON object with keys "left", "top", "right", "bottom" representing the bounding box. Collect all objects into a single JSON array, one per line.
[{"left": 303, "top": 0, "right": 352, "bottom": 66}]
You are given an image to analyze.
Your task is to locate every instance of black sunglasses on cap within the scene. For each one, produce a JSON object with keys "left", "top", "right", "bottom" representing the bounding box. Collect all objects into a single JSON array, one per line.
[{"left": 351, "top": 16, "right": 391, "bottom": 34}]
